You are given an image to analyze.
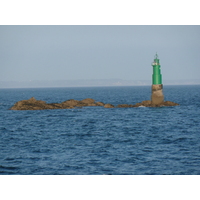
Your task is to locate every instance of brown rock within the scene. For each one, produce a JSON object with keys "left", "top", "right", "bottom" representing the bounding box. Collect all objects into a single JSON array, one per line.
[
  {"left": 47, "top": 103, "right": 64, "bottom": 109},
  {"left": 10, "top": 98, "right": 102, "bottom": 110},
  {"left": 9, "top": 97, "right": 179, "bottom": 110},
  {"left": 87, "top": 103, "right": 98, "bottom": 106},
  {"left": 104, "top": 104, "right": 115, "bottom": 108},
  {"left": 132, "top": 100, "right": 179, "bottom": 107},
  {"left": 95, "top": 102, "right": 105, "bottom": 106},
  {"left": 161, "top": 101, "right": 179, "bottom": 106},
  {"left": 61, "top": 98, "right": 97, "bottom": 108},
  {"left": 117, "top": 104, "right": 134, "bottom": 108},
  {"left": 80, "top": 98, "right": 95, "bottom": 104},
  {"left": 61, "top": 99, "right": 79, "bottom": 107},
  {"left": 10, "top": 97, "right": 47, "bottom": 110},
  {"left": 134, "top": 102, "right": 143, "bottom": 107},
  {"left": 140, "top": 100, "right": 152, "bottom": 107}
]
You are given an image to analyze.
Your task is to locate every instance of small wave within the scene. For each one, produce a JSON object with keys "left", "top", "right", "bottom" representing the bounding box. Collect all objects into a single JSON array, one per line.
[
  {"left": 0, "top": 165, "right": 19, "bottom": 170},
  {"left": 174, "top": 137, "right": 187, "bottom": 143}
]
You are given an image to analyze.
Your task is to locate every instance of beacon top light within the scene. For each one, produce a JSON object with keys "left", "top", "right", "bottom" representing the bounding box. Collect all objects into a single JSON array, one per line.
[
  {"left": 152, "top": 53, "right": 162, "bottom": 85},
  {"left": 152, "top": 53, "right": 160, "bottom": 65}
]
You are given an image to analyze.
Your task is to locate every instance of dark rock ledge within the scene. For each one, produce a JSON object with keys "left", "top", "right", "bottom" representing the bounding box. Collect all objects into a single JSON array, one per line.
[
  {"left": 10, "top": 97, "right": 179, "bottom": 110},
  {"left": 117, "top": 100, "right": 179, "bottom": 108}
]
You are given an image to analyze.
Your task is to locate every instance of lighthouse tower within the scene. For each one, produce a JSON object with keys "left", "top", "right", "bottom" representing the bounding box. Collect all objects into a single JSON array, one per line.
[{"left": 151, "top": 53, "right": 164, "bottom": 104}]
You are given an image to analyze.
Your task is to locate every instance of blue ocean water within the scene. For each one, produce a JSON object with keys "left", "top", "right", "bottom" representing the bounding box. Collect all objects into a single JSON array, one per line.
[{"left": 0, "top": 85, "right": 200, "bottom": 175}]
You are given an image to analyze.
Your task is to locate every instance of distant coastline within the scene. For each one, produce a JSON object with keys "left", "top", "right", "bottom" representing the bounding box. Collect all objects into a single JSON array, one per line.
[{"left": 0, "top": 79, "right": 200, "bottom": 89}]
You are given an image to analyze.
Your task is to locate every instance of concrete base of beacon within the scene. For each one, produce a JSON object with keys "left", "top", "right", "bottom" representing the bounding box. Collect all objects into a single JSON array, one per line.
[{"left": 151, "top": 84, "right": 164, "bottom": 105}]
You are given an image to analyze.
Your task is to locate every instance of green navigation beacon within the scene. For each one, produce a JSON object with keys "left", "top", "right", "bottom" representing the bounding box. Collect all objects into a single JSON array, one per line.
[
  {"left": 151, "top": 53, "right": 164, "bottom": 105},
  {"left": 152, "top": 53, "right": 162, "bottom": 85}
]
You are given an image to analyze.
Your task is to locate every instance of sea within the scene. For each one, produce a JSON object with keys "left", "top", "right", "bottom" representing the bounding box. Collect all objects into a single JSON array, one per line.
[{"left": 0, "top": 85, "right": 200, "bottom": 175}]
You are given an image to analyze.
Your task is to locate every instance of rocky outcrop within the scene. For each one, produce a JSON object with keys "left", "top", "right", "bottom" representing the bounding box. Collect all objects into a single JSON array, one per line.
[
  {"left": 140, "top": 100, "right": 179, "bottom": 107},
  {"left": 10, "top": 97, "right": 48, "bottom": 110},
  {"left": 10, "top": 97, "right": 179, "bottom": 110},
  {"left": 117, "top": 100, "right": 179, "bottom": 108},
  {"left": 10, "top": 97, "right": 106, "bottom": 110}
]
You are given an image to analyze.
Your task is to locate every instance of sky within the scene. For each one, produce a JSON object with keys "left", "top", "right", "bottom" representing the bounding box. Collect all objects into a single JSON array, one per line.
[{"left": 0, "top": 25, "right": 200, "bottom": 86}]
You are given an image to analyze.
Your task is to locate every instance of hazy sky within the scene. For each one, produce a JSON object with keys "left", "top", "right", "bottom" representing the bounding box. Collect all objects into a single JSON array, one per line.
[{"left": 1, "top": 26, "right": 200, "bottom": 83}]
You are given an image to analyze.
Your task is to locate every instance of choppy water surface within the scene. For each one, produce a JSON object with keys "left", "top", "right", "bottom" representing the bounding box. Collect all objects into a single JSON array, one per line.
[{"left": 0, "top": 85, "right": 200, "bottom": 174}]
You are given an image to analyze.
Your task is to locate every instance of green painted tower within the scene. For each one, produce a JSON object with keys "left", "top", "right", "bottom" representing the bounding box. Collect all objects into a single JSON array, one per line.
[
  {"left": 151, "top": 53, "right": 164, "bottom": 104},
  {"left": 152, "top": 53, "right": 162, "bottom": 85}
]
